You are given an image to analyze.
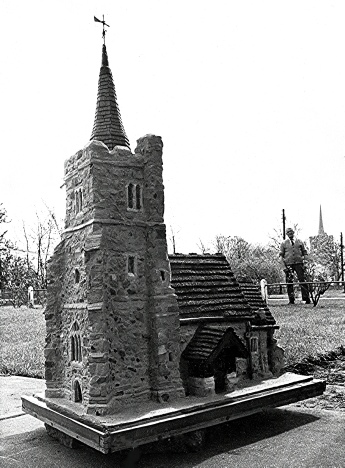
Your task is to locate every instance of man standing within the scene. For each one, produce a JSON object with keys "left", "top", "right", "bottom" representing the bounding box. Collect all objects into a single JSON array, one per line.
[{"left": 279, "top": 228, "right": 311, "bottom": 304}]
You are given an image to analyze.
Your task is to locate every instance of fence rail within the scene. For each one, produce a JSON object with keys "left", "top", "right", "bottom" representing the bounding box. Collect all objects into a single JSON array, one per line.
[
  {"left": 0, "top": 287, "right": 47, "bottom": 307},
  {"left": 260, "top": 279, "right": 345, "bottom": 304},
  {"left": 265, "top": 281, "right": 345, "bottom": 287}
]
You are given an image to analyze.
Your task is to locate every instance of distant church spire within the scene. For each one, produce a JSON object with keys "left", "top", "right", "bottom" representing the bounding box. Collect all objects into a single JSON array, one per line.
[
  {"left": 318, "top": 205, "right": 325, "bottom": 235},
  {"left": 90, "top": 40, "right": 130, "bottom": 150}
]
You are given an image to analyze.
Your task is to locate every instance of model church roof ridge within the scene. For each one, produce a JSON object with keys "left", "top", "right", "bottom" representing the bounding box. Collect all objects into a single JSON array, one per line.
[{"left": 90, "top": 44, "right": 130, "bottom": 151}]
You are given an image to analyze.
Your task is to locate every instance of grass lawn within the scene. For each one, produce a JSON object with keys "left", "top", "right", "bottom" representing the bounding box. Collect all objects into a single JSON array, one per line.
[
  {"left": 0, "top": 306, "right": 45, "bottom": 378},
  {"left": 270, "top": 293, "right": 345, "bottom": 365},
  {"left": 0, "top": 294, "right": 344, "bottom": 378}
]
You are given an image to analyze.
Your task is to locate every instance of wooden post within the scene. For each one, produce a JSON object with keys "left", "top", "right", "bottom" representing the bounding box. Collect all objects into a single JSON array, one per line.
[
  {"left": 260, "top": 278, "right": 268, "bottom": 303},
  {"left": 340, "top": 232, "right": 344, "bottom": 293},
  {"left": 28, "top": 286, "right": 34, "bottom": 308}
]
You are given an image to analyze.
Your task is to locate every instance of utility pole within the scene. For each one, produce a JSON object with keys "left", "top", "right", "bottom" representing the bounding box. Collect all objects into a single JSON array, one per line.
[
  {"left": 341, "top": 232, "right": 344, "bottom": 293},
  {"left": 282, "top": 209, "right": 286, "bottom": 239},
  {"left": 279, "top": 209, "right": 286, "bottom": 295}
]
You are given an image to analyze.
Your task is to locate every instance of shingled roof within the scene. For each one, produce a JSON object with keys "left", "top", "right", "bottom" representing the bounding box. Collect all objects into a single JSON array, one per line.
[
  {"left": 239, "top": 282, "right": 276, "bottom": 326},
  {"left": 182, "top": 325, "right": 248, "bottom": 363},
  {"left": 90, "top": 44, "right": 130, "bottom": 150},
  {"left": 169, "top": 254, "right": 254, "bottom": 320}
]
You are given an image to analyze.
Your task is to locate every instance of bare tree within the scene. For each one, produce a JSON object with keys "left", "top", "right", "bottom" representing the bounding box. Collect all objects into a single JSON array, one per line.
[
  {"left": 22, "top": 206, "right": 62, "bottom": 289},
  {"left": 268, "top": 223, "right": 301, "bottom": 252},
  {"left": 197, "top": 238, "right": 209, "bottom": 254},
  {"left": 169, "top": 225, "right": 179, "bottom": 254},
  {"left": 42, "top": 200, "right": 63, "bottom": 237},
  {"left": 0, "top": 204, "right": 39, "bottom": 306},
  {"left": 0, "top": 204, "right": 10, "bottom": 290},
  {"left": 304, "top": 259, "right": 331, "bottom": 306},
  {"left": 214, "top": 235, "right": 282, "bottom": 284}
]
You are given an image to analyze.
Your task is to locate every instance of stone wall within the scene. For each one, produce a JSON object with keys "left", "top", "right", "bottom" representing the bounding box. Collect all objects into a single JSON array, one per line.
[
  {"left": 64, "top": 141, "right": 145, "bottom": 230},
  {"left": 45, "top": 135, "right": 184, "bottom": 414},
  {"left": 45, "top": 226, "right": 93, "bottom": 400},
  {"left": 45, "top": 240, "right": 65, "bottom": 398}
]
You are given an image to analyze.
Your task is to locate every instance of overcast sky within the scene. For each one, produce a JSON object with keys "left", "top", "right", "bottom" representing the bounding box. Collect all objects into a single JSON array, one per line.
[{"left": 1, "top": 0, "right": 344, "bottom": 253}]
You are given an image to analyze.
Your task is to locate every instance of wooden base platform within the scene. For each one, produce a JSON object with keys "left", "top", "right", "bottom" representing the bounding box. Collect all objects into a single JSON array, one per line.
[{"left": 22, "top": 373, "right": 325, "bottom": 454}]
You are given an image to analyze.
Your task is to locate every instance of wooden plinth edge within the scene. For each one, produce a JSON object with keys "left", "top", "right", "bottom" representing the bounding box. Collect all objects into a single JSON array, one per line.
[{"left": 22, "top": 374, "right": 326, "bottom": 454}]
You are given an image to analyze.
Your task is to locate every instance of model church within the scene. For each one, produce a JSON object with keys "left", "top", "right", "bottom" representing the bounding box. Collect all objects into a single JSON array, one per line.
[{"left": 43, "top": 42, "right": 284, "bottom": 417}]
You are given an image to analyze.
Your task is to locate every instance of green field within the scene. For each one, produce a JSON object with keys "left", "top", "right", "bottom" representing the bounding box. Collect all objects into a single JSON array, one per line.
[{"left": 0, "top": 297, "right": 344, "bottom": 378}]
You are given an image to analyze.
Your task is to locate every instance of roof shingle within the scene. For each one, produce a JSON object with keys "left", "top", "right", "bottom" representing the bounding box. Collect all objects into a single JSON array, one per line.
[
  {"left": 90, "top": 45, "right": 130, "bottom": 150},
  {"left": 239, "top": 281, "right": 276, "bottom": 326},
  {"left": 169, "top": 254, "right": 253, "bottom": 319},
  {"left": 182, "top": 325, "right": 248, "bottom": 363}
]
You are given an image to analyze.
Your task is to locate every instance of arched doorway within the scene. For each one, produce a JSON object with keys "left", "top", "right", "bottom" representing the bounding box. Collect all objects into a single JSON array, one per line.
[{"left": 74, "top": 380, "right": 82, "bottom": 403}]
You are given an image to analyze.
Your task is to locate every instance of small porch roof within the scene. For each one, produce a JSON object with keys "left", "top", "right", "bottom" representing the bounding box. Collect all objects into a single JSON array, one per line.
[{"left": 182, "top": 325, "right": 248, "bottom": 365}]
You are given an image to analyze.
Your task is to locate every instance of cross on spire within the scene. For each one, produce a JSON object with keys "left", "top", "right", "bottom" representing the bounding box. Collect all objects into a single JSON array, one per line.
[{"left": 94, "top": 15, "right": 110, "bottom": 44}]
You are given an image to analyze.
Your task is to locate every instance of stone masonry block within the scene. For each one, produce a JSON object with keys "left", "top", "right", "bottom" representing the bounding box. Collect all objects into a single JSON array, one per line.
[{"left": 95, "top": 362, "right": 110, "bottom": 376}]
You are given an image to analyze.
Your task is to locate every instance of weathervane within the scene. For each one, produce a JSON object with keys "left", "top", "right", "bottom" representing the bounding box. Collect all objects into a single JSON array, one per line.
[{"left": 94, "top": 15, "right": 110, "bottom": 44}]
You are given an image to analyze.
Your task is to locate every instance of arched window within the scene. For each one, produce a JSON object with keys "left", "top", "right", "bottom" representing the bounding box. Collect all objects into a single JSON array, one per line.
[
  {"left": 127, "top": 183, "right": 142, "bottom": 211},
  {"left": 77, "top": 336, "right": 82, "bottom": 361},
  {"left": 250, "top": 337, "right": 258, "bottom": 353},
  {"left": 75, "top": 188, "right": 83, "bottom": 214},
  {"left": 71, "top": 336, "right": 75, "bottom": 361},
  {"left": 135, "top": 184, "right": 142, "bottom": 210},
  {"left": 79, "top": 189, "right": 83, "bottom": 210},
  {"left": 128, "top": 255, "right": 136, "bottom": 275},
  {"left": 74, "top": 336, "right": 78, "bottom": 361},
  {"left": 75, "top": 191, "right": 80, "bottom": 213},
  {"left": 75, "top": 269, "right": 80, "bottom": 284},
  {"left": 70, "top": 322, "right": 82, "bottom": 362},
  {"left": 127, "top": 183, "right": 134, "bottom": 209}
]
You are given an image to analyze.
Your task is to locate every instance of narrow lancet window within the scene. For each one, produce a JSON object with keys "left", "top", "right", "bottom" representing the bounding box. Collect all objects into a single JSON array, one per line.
[
  {"left": 128, "top": 255, "right": 135, "bottom": 275},
  {"left": 75, "top": 188, "right": 83, "bottom": 214},
  {"left": 71, "top": 336, "right": 75, "bottom": 361},
  {"left": 79, "top": 189, "right": 83, "bottom": 210},
  {"left": 70, "top": 322, "right": 82, "bottom": 362},
  {"left": 136, "top": 184, "right": 142, "bottom": 210},
  {"left": 75, "top": 191, "right": 80, "bottom": 213},
  {"left": 75, "top": 269, "right": 80, "bottom": 284},
  {"left": 127, "top": 183, "right": 134, "bottom": 209},
  {"left": 77, "top": 336, "right": 82, "bottom": 361},
  {"left": 127, "top": 183, "right": 142, "bottom": 211},
  {"left": 74, "top": 336, "right": 78, "bottom": 361},
  {"left": 250, "top": 337, "right": 258, "bottom": 353}
]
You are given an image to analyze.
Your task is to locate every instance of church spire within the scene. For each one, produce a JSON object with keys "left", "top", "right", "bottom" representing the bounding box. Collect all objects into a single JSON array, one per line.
[
  {"left": 90, "top": 44, "right": 130, "bottom": 150},
  {"left": 318, "top": 205, "right": 325, "bottom": 235}
]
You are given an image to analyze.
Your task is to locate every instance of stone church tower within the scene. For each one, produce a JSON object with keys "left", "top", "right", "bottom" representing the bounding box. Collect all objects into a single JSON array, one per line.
[
  {"left": 44, "top": 44, "right": 184, "bottom": 415},
  {"left": 309, "top": 205, "right": 334, "bottom": 248}
]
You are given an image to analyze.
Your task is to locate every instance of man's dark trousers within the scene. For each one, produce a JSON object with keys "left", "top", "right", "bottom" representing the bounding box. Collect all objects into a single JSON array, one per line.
[{"left": 285, "top": 263, "right": 310, "bottom": 303}]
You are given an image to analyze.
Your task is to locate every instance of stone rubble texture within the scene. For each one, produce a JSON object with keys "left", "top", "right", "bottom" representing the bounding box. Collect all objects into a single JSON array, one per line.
[{"left": 45, "top": 135, "right": 185, "bottom": 415}]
